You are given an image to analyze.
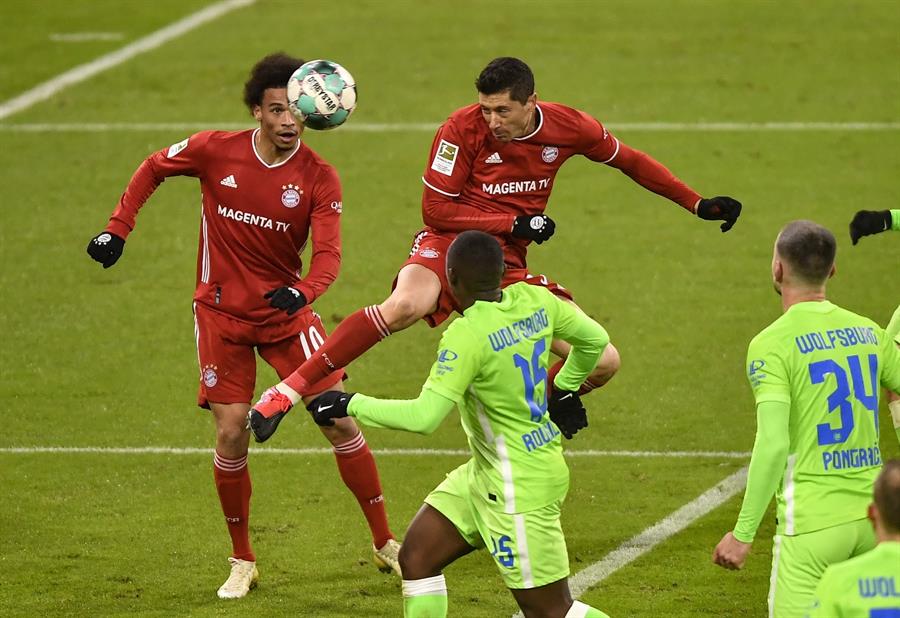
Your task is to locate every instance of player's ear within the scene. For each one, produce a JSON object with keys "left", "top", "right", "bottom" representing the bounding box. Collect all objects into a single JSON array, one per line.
[
  {"left": 252, "top": 105, "right": 262, "bottom": 121},
  {"left": 867, "top": 502, "right": 876, "bottom": 526},
  {"left": 828, "top": 263, "right": 836, "bottom": 279}
]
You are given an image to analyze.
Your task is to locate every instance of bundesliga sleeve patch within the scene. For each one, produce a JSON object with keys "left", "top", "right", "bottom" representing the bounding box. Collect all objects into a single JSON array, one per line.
[
  {"left": 430, "top": 139, "right": 459, "bottom": 176},
  {"left": 166, "top": 137, "right": 189, "bottom": 158}
]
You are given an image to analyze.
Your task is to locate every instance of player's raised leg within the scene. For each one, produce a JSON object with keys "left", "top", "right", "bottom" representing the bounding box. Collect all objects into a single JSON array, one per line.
[
  {"left": 399, "top": 504, "right": 478, "bottom": 618},
  {"left": 306, "top": 382, "right": 402, "bottom": 576},
  {"left": 210, "top": 402, "right": 259, "bottom": 599},
  {"left": 549, "top": 338, "right": 620, "bottom": 396},
  {"left": 250, "top": 263, "right": 442, "bottom": 432}
]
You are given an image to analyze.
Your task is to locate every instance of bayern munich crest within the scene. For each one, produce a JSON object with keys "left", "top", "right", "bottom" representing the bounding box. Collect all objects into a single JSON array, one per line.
[
  {"left": 281, "top": 184, "right": 303, "bottom": 208},
  {"left": 202, "top": 364, "right": 218, "bottom": 388},
  {"left": 541, "top": 146, "right": 559, "bottom": 163}
]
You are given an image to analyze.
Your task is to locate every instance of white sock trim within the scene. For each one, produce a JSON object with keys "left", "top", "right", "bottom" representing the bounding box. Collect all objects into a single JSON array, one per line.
[
  {"left": 565, "top": 600, "right": 592, "bottom": 618},
  {"left": 402, "top": 575, "right": 447, "bottom": 597},
  {"left": 275, "top": 382, "right": 302, "bottom": 405},
  {"left": 334, "top": 431, "right": 366, "bottom": 454}
]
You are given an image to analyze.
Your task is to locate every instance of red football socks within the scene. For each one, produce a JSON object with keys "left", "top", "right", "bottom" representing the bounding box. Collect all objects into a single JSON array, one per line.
[
  {"left": 333, "top": 432, "right": 394, "bottom": 549},
  {"left": 213, "top": 452, "right": 255, "bottom": 562},
  {"left": 283, "top": 305, "right": 390, "bottom": 395}
]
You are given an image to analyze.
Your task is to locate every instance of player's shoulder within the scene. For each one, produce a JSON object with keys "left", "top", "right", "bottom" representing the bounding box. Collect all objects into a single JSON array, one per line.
[
  {"left": 539, "top": 101, "right": 597, "bottom": 129},
  {"left": 748, "top": 314, "right": 792, "bottom": 352},
  {"left": 296, "top": 142, "right": 338, "bottom": 175},
  {"left": 443, "top": 104, "right": 489, "bottom": 140},
  {"left": 442, "top": 314, "right": 482, "bottom": 349}
]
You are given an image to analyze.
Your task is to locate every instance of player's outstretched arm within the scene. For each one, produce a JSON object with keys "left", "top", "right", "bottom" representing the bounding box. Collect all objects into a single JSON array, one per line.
[
  {"left": 421, "top": 188, "right": 517, "bottom": 235},
  {"left": 86, "top": 133, "right": 209, "bottom": 268},
  {"left": 603, "top": 139, "right": 742, "bottom": 232},
  {"left": 713, "top": 400, "right": 789, "bottom": 570},
  {"left": 849, "top": 209, "right": 899, "bottom": 244},
  {"left": 310, "top": 388, "right": 456, "bottom": 435}
]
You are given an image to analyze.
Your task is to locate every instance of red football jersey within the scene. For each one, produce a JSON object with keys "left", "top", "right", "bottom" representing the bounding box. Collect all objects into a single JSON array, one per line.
[
  {"left": 105, "top": 129, "right": 342, "bottom": 325},
  {"left": 420, "top": 102, "right": 699, "bottom": 267}
]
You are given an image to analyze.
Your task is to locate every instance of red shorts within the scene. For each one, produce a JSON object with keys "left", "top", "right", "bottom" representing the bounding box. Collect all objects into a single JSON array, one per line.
[
  {"left": 192, "top": 302, "right": 345, "bottom": 408},
  {"left": 397, "top": 230, "right": 574, "bottom": 327}
]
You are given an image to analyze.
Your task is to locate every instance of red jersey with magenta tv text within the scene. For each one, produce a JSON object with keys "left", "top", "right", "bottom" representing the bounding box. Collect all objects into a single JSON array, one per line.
[
  {"left": 105, "top": 129, "right": 342, "bottom": 325},
  {"left": 421, "top": 102, "right": 619, "bottom": 268}
]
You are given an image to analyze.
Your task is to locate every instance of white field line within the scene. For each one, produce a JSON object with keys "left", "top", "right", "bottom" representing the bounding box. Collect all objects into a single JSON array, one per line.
[
  {"left": 0, "top": 0, "right": 256, "bottom": 121},
  {"left": 0, "top": 446, "right": 750, "bottom": 458},
  {"left": 0, "top": 121, "right": 898, "bottom": 133},
  {"left": 49, "top": 33, "right": 125, "bottom": 42},
  {"left": 512, "top": 466, "right": 749, "bottom": 617}
]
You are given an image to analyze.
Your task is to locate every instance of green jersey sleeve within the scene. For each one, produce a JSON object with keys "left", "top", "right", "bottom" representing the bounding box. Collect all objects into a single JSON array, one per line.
[
  {"left": 546, "top": 295, "right": 610, "bottom": 391},
  {"left": 422, "top": 322, "right": 483, "bottom": 403},
  {"left": 348, "top": 389, "right": 457, "bottom": 435},
  {"left": 733, "top": 400, "right": 791, "bottom": 542},
  {"left": 881, "top": 322, "right": 900, "bottom": 393},
  {"left": 891, "top": 208, "right": 900, "bottom": 231},
  {"left": 746, "top": 335, "right": 791, "bottom": 405},
  {"left": 885, "top": 305, "right": 900, "bottom": 348}
]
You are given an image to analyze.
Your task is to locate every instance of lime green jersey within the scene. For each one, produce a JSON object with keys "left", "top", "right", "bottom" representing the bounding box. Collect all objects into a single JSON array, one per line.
[
  {"left": 887, "top": 305, "right": 900, "bottom": 346},
  {"left": 807, "top": 541, "right": 900, "bottom": 617},
  {"left": 746, "top": 301, "right": 900, "bottom": 535},
  {"left": 421, "top": 283, "right": 608, "bottom": 514}
]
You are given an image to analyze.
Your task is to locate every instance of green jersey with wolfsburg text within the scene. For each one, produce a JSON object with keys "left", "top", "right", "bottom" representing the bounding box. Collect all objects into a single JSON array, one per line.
[
  {"left": 746, "top": 301, "right": 900, "bottom": 536},
  {"left": 422, "top": 283, "right": 608, "bottom": 514}
]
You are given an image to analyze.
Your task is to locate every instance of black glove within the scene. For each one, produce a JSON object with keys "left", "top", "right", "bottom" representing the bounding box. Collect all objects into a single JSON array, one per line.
[
  {"left": 849, "top": 210, "right": 891, "bottom": 245},
  {"left": 265, "top": 286, "right": 307, "bottom": 315},
  {"left": 511, "top": 214, "right": 556, "bottom": 244},
  {"left": 307, "top": 391, "right": 355, "bottom": 426},
  {"left": 697, "top": 197, "right": 742, "bottom": 232},
  {"left": 86, "top": 232, "right": 125, "bottom": 268},
  {"left": 548, "top": 389, "right": 588, "bottom": 439}
]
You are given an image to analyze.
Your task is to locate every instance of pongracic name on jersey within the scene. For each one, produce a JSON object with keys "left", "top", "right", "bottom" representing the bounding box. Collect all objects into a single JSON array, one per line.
[
  {"left": 217, "top": 204, "right": 291, "bottom": 232},
  {"left": 487, "top": 308, "right": 550, "bottom": 352},
  {"left": 481, "top": 178, "right": 550, "bottom": 196},
  {"left": 795, "top": 326, "right": 878, "bottom": 354},
  {"left": 822, "top": 444, "right": 881, "bottom": 471}
]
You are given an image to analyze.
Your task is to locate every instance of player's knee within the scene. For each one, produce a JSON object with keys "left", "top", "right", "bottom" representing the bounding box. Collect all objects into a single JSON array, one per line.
[
  {"left": 592, "top": 343, "right": 620, "bottom": 385},
  {"left": 398, "top": 543, "right": 439, "bottom": 580},
  {"left": 318, "top": 416, "right": 360, "bottom": 445},
  {"left": 380, "top": 295, "right": 426, "bottom": 331},
  {"left": 215, "top": 423, "right": 249, "bottom": 453}
]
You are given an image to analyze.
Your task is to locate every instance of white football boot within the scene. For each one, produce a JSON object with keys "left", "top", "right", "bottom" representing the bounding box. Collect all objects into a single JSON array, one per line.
[
  {"left": 217, "top": 557, "right": 259, "bottom": 599},
  {"left": 373, "top": 539, "right": 402, "bottom": 577}
]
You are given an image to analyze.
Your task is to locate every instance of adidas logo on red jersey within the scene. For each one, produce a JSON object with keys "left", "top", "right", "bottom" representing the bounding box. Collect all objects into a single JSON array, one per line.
[
  {"left": 220, "top": 175, "right": 238, "bottom": 188},
  {"left": 484, "top": 152, "right": 503, "bottom": 164}
]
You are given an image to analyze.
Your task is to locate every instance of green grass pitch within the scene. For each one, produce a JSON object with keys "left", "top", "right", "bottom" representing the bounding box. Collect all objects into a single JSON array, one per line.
[{"left": 1, "top": 1, "right": 898, "bottom": 616}]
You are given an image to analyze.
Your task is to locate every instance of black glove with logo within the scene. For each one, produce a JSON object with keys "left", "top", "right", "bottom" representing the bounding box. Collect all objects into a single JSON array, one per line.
[
  {"left": 265, "top": 286, "right": 307, "bottom": 315},
  {"left": 849, "top": 210, "right": 891, "bottom": 245},
  {"left": 86, "top": 232, "right": 126, "bottom": 268},
  {"left": 696, "top": 197, "right": 742, "bottom": 232},
  {"left": 307, "top": 391, "right": 355, "bottom": 426},
  {"left": 511, "top": 214, "right": 556, "bottom": 244},
  {"left": 548, "top": 389, "right": 588, "bottom": 439}
]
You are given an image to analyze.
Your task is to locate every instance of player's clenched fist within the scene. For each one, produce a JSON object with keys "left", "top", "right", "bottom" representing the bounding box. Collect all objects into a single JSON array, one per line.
[
  {"left": 848, "top": 209, "right": 891, "bottom": 245},
  {"left": 86, "top": 232, "right": 125, "bottom": 268},
  {"left": 511, "top": 214, "right": 556, "bottom": 244},
  {"left": 308, "top": 390, "right": 355, "bottom": 426},
  {"left": 264, "top": 286, "right": 307, "bottom": 315},
  {"left": 548, "top": 389, "right": 588, "bottom": 439},
  {"left": 712, "top": 531, "right": 752, "bottom": 570},
  {"left": 697, "top": 196, "right": 742, "bottom": 232}
]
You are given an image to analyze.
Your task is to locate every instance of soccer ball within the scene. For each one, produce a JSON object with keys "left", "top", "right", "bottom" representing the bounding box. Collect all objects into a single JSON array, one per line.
[{"left": 287, "top": 59, "right": 357, "bottom": 130}]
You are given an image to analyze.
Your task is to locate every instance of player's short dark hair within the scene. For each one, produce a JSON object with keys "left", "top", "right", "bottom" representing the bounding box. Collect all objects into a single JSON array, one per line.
[
  {"left": 475, "top": 57, "right": 535, "bottom": 104},
  {"left": 448, "top": 231, "right": 505, "bottom": 290},
  {"left": 875, "top": 459, "right": 900, "bottom": 533},
  {"left": 775, "top": 220, "right": 836, "bottom": 285},
  {"left": 243, "top": 52, "right": 305, "bottom": 111}
]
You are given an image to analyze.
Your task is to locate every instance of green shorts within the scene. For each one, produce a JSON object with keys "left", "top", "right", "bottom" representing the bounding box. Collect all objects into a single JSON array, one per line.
[
  {"left": 424, "top": 461, "right": 569, "bottom": 589},
  {"left": 769, "top": 518, "right": 875, "bottom": 617}
]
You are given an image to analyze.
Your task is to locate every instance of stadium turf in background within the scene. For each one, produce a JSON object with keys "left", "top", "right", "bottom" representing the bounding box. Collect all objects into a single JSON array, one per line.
[{"left": 1, "top": 0, "right": 898, "bottom": 616}]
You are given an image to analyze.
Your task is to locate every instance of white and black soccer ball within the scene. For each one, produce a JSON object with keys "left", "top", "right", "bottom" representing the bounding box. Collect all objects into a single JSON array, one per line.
[{"left": 287, "top": 59, "right": 357, "bottom": 130}]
